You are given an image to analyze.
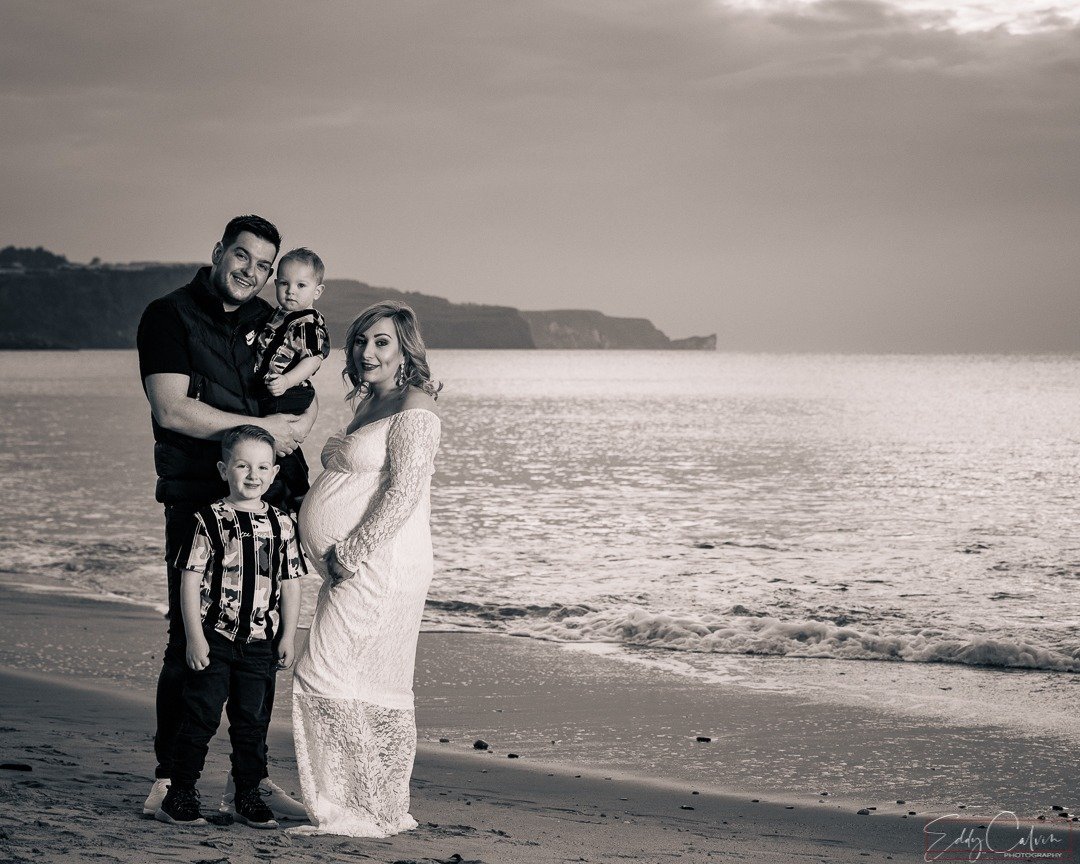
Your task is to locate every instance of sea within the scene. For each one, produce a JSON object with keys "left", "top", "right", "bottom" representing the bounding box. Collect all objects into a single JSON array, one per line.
[{"left": 1, "top": 349, "right": 1078, "bottom": 743}]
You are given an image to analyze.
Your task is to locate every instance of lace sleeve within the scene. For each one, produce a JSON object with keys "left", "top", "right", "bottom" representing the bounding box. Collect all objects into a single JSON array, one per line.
[{"left": 334, "top": 410, "right": 440, "bottom": 570}]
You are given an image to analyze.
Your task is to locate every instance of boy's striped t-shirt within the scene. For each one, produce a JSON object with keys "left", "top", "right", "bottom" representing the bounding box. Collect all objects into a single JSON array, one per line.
[{"left": 175, "top": 500, "right": 306, "bottom": 643}]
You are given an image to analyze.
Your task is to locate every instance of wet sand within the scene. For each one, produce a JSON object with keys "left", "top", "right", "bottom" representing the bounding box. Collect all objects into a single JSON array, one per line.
[{"left": 0, "top": 583, "right": 1075, "bottom": 863}]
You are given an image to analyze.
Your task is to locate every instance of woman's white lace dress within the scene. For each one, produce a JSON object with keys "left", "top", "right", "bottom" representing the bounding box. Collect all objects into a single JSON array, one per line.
[{"left": 291, "top": 407, "right": 440, "bottom": 837}]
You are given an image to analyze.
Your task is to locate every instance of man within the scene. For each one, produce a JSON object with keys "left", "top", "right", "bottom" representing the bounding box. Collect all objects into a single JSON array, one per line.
[{"left": 137, "top": 215, "right": 312, "bottom": 820}]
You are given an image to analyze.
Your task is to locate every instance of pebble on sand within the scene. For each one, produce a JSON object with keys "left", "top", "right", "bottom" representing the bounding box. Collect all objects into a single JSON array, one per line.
[
  {"left": 507, "top": 753, "right": 520, "bottom": 759},
  {"left": 695, "top": 736, "right": 711, "bottom": 743},
  {"left": 440, "top": 738, "right": 450, "bottom": 743},
  {"left": 680, "top": 805, "right": 695, "bottom": 811},
  {"left": 857, "top": 809, "right": 871, "bottom": 815},
  {"left": 473, "top": 740, "right": 489, "bottom": 750}
]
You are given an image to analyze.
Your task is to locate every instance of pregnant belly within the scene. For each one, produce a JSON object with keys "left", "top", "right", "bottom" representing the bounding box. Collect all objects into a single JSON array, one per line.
[{"left": 297, "top": 469, "right": 382, "bottom": 567}]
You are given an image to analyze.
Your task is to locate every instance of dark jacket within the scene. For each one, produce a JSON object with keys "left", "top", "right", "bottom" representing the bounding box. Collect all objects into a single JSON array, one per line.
[{"left": 138, "top": 267, "right": 273, "bottom": 505}]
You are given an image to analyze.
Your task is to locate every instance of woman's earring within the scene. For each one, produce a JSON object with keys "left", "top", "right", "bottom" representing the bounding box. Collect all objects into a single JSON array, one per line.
[{"left": 396, "top": 363, "right": 407, "bottom": 388}]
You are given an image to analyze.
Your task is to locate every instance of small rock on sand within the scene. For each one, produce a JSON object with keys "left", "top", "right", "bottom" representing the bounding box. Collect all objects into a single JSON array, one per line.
[
  {"left": 680, "top": 805, "right": 695, "bottom": 811},
  {"left": 439, "top": 738, "right": 450, "bottom": 743},
  {"left": 695, "top": 736, "right": 711, "bottom": 743},
  {"left": 473, "top": 740, "right": 489, "bottom": 750},
  {"left": 507, "top": 753, "right": 519, "bottom": 759},
  {"left": 857, "top": 809, "right": 871, "bottom": 815}
]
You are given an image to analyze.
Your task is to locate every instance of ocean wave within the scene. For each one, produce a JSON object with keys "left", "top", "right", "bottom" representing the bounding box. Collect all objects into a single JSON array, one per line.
[
  {"left": 4, "top": 534, "right": 1077, "bottom": 675},
  {"left": 424, "top": 599, "right": 1080, "bottom": 674}
]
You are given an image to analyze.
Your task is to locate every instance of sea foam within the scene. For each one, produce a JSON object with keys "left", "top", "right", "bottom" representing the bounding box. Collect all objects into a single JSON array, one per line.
[{"left": 424, "top": 599, "right": 1080, "bottom": 673}]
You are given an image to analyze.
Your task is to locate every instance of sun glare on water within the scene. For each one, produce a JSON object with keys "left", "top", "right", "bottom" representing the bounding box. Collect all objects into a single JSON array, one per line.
[{"left": 721, "top": 0, "right": 1080, "bottom": 33}]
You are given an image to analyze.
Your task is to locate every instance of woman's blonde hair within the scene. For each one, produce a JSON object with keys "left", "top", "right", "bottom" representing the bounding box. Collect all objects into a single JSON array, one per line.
[{"left": 342, "top": 301, "right": 442, "bottom": 401}]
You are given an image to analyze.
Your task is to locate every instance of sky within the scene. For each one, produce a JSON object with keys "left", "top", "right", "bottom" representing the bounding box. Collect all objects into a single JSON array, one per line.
[{"left": 1, "top": 0, "right": 1078, "bottom": 351}]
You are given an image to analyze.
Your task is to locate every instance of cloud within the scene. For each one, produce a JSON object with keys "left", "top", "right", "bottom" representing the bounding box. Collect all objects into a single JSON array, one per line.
[{"left": 0, "top": 0, "right": 1077, "bottom": 349}]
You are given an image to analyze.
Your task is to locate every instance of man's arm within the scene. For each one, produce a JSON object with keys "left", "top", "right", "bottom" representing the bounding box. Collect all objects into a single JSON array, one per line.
[{"left": 145, "top": 373, "right": 308, "bottom": 453}]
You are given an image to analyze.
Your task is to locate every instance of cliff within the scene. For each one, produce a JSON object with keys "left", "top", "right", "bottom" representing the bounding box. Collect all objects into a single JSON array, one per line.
[
  {"left": 0, "top": 264, "right": 193, "bottom": 349},
  {"left": 320, "top": 280, "right": 533, "bottom": 349},
  {"left": 521, "top": 309, "right": 716, "bottom": 351},
  {"left": 0, "top": 254, "right": 714, "bottom": 351}
]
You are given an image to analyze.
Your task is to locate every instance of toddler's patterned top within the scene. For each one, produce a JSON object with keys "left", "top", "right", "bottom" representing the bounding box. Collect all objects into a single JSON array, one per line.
[
  {"left": 176, "top": 500, "right": 306, "bottom": 642},
  {"left": 255, "top": 308, "right": 331, "bottom": 383}
]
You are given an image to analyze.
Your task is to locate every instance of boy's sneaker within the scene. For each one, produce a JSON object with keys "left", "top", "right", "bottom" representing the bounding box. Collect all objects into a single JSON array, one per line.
[
  {"left": 220, "top": 775, "right": 308, "bottom": 821},
  {"left": 233, "top": 787, "right": 279, "bottom": 829},
  {"left": 155, "top": 786, "right": 207, "bottom": 825},
  {"left": 142, "top": 778, "right": 171, "bottom": 816}
]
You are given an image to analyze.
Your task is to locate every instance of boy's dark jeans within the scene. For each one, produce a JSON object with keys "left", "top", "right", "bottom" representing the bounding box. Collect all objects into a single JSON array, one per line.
[
  {"left": 154, "top": 505, "right": 274, "bottom": 780},
  {"left": 169, "top": 628, "right": 276, "bottom": 791}
]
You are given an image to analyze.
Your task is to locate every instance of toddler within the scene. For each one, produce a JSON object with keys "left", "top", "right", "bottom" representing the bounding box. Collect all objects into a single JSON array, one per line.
[
  {"left": 155, "top": 425, "right": 305, "bottom": 829},
  {"left": 254, "top": 247, "right": 331, "bottom": 511}
]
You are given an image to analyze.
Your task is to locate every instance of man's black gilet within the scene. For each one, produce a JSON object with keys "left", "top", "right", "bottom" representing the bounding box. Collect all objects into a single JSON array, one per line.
[{"left": 148, "top": 267, "right": 271, "bottom": 505}]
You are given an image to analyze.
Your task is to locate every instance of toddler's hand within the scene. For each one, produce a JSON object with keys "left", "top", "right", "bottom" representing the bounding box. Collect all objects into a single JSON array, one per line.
[
  {"left": 186, "top": 635, "right": 210, "bottom": 671},
  {"left": 265, "top": 373, "right": 288, "bottom": 397}
]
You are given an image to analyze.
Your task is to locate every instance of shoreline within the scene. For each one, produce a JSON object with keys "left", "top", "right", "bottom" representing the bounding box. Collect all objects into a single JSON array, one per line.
[{"left": 0, "top": 580, "right": 1076, "bottom": 812}]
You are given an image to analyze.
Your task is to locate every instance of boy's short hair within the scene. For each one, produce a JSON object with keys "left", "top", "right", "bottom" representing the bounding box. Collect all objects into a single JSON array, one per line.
[
  {"left": 278, "top": 247, "right": 325, "bottom": 284},
  {"left": 221, "top": 215, "right": 282, "bottom": 256},
  {"left": 221, "top": 425, "right": 277, "bottom": 463}
]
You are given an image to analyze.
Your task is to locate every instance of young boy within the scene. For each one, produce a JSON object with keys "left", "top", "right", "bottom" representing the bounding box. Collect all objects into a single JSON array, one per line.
[
  {"left": 254, "top": 247, "right": 331, "bottom": 513},
  {"left": 155, "top": 425, "right": 305, "bottom": 829}
]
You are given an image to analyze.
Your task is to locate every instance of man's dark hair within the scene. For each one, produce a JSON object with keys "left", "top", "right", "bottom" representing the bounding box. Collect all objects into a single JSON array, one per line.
[
  {"left": 220, "top": 215, "right": 282, "bottom": 256},
  {"left": 221, "top": 424, "right": 277, "bottom": 463}
]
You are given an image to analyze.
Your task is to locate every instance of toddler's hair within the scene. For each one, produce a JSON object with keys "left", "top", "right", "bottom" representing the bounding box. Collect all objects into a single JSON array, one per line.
[
  {"left": 278, "top": 247, "right": 325, "bottom": 285},
  {"left": 221, "top": 425, "right": 277, "bottom": 463}
]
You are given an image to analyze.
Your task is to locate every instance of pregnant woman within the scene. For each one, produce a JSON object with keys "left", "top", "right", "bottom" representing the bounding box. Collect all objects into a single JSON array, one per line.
[{"left": 291, "top": 301, "right": 442, "bottom": 837}]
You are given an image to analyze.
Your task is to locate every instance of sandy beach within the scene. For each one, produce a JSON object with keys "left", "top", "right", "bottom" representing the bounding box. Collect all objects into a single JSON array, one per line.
[{"left": 0, "top": 581, "right": 1075, "bottom": 863}]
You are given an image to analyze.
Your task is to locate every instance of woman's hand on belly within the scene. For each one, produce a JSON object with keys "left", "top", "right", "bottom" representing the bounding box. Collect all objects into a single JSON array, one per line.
[{"left": 325, "top": 546, "right": 358, "bottom": 586}]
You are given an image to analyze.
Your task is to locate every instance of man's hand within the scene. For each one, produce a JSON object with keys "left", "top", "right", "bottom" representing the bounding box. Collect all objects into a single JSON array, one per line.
[
  {"left": 264, "top": 373, "right": 289, "bottom": 397},
  {"left": 186, "top": 633, "right": 210, "bottom": 671},
  {"left": 276, "top": 636, "right": 296, "bottom": 669},
  {"left": 256, "top": 413, "right": 304, "bottom": 455}
]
